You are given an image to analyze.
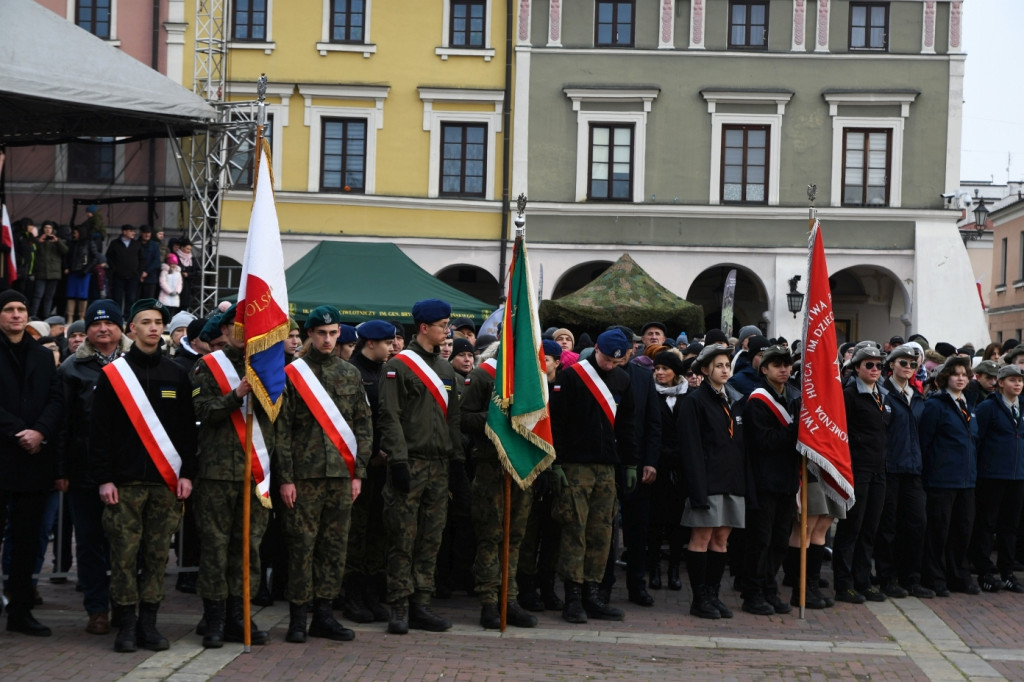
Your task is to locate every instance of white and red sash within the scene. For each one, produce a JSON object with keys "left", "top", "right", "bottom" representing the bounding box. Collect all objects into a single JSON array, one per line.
[
  {"left": 395, "top": 349, "right": 449, "bottom": 418},
  {"left": 572, "top": 360, "right": 616, "bottom": 426},
  {"left": 749, "top": 387, "right": 794, "bottom": 426},
  {"left": 201, "top": 351, "right": 272, "bottom": 501},
  {"left": 479, "top": 357, "right": 497, "bottom": 379},
  {"left": 284, "top": 358, "right": 358, "bottom": 478},
  {"left": 103, "top": 357, "right": 181, "bottom": 492}
]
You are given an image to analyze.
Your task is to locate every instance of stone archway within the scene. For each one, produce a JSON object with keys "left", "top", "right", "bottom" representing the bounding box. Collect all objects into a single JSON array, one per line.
[
  {"left": 435, "top": 264, "right": 501, "bottom": 306},
  {"left": 829, "top": 265, "right": 911, "bottom": 345},
  {"left": 551, "top": 260, "right": 615, "bottom": 300},
  {"left": 685, "top": 264, "right": 769, "bottom": 336}
]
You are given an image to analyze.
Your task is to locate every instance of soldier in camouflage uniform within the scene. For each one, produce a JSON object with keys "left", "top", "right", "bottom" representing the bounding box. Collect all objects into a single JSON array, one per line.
[
  {"left": 379, "top": 299, "right": 463, "bottom": 635},
  {"left": 91, "top": 299, "right": 198, "bottom": 653},
  {"left": 274, "top": 305, "right": 372, "bottom": 644},
  {"left": 191, "top": 305, "right": 272, "bottom": 647},
  {"left": 461, "top": 341, "right": 537, "bottom": 629}
]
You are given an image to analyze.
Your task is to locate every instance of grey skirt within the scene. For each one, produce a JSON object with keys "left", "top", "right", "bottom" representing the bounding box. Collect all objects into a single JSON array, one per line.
[
  {"left": 804, "top": 478, "right": 847, "bottom": 520},
  {"left": 682, "top": 493, "right": 745, "bottom": 529}
]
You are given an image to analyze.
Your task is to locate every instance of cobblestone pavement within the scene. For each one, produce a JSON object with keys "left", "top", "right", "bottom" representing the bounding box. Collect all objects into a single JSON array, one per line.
[{"left": 3, "top": 561, "right": 1023, "bottom": 681}]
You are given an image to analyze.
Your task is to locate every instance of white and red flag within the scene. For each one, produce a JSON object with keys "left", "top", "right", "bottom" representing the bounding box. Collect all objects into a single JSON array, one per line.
[
  {"left": 1, "top": 203, "right": 16, "bottom": 286},
  {"left": 796, "top": 222, "right": 855, "bottom": 510}
]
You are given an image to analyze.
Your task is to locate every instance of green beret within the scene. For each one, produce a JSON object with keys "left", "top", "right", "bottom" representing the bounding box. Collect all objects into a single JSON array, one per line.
[
  {"left": 129, "top": 298, "right": 169, "bottom": 324},
  {"left": 306, "top": 305, "right": 343, "bottom": 331},
  {"left": 199, "top": 313, "right": 225, "bottom": 342},
  {"left": 220, "top": 303, "right": 238, "bottom": 325}
]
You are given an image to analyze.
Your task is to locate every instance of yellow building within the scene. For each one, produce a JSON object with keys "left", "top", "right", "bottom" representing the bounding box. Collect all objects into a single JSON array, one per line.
[{"left": 183, "top": 1, "right": 511, "bottom": 303}]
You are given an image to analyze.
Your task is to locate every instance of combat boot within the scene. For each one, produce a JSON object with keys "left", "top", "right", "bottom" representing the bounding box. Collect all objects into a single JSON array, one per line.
[
  {"left": 225, "top": 595, "right": 269, "bottom": 645},
  {"left": 538, "top": 572, "right": 563, "bottom": 610},
  {"left": 286, "top": 601, "right": 308, "bottom": 643},
  {"left": 136, "top": 601, "right": 169, "bottom": 651},
  {"left": 648, "top": 560, "right": 662, "bottom": 590},
  {"left": 387, "top": 601, "right": 409, "bottom": 635},
  {"left": 200, "top": 599, "right": 225, "bottom": 648},
  {"left": 516, "top": 573, "right": 545, "bottom": 612},
  {"left": 340, "top": 575, "right": 374, "bottom": 624},
  {"left": 561, "top": 581, "right": 587, "bottom": 623},
  {"left": 309, "top": 597, "right": 355, "bottom": 641},
  {"left": 686, "top": 550, "right": 720, "bottom": 620},
  {"left": 706, "top": 551, "right": 734, "bottom": 618},
  {"left": 408, "top": 602, "right": 451, "bottom": 632},
  {"left": 112, "top": 603, "right": 138, "bottom": 652},
  {"left": 479, "top": 602, "right": 501, "bottom": 629},
  {"left": 667, "top": 562, "right": 682, "bottom": 591},
  {"left": 363, "top": 577, "right": 390, "bottom": 622},
  {"left": 505, "top": 600, "right": 538, "bottom": 628},
  {"left": 582, "top": 582, "right": 625, "bottom": 621}
]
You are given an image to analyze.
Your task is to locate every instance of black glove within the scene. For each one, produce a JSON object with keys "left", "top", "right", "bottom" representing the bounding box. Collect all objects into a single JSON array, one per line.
[{"left": 389, "top": 461, "right": 411, "bottom": 494}]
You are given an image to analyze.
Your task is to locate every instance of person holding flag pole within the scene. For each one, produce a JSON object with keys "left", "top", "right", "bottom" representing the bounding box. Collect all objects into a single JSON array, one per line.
[{"left": 232, "top": 74, "right": 292, "bottom": 648}]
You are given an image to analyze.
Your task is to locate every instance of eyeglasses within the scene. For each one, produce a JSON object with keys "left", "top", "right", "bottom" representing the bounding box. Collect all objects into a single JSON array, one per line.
[
  {"left": 897, "top": 359, "right": 919, "bottom": 369},
  {"left": 429, "top": 322, "right": 451, "bottom": 332},
  {"left": 862, "top": 362, "right": 882, "bottom": 370},
  {"left": 684, "top": 372, "right": 696, "bottom": 378}
]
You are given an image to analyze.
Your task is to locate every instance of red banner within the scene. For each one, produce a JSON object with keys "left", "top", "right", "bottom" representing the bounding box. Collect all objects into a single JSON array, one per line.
[{"left": 796, "top": 222, "right": 855, "bottom": 510}]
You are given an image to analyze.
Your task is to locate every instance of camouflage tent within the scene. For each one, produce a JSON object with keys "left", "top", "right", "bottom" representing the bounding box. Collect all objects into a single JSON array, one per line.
[{"left": 540, "top": 253, "right": 704, "bottom": 337}]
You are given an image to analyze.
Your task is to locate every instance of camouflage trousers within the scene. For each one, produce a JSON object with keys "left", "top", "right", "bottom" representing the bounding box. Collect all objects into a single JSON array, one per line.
[
  {"left": 102, "top": 482, "right": 182, "bottom": 606},
  {"left": 471, "top": 459, "right": 533, "bottom": 604},
  {"left": 281, "top": 478, "right": 353, "bottom": 604},
  {"left": 382, "top": 458, "right": 448, "bottom": 604},
  {"left": 555, "top": 463, "right": 616, "bottom": 583},
  {"left": 194, "top": 479, "right": 269, "bottom": 600},
  {"left": 345, "top": 464, "right": 388, "bottom": 580}
]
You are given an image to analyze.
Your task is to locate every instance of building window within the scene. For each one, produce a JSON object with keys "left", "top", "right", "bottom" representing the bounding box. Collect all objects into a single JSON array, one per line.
[
  {"left": 450, "top": 0, "right": 486, "bottom": 48},
  {"left": 721, "top": 125, "right": 768, "bottom": 203},
  {"left": 67, "top": 139, "right": 116, "bottom": 183},
  {"left": 1000, "top": 237, "right": 1008, "bottom": 287},
  {"left": 588, "top": 124, "right": 634, "bottom": 201},
  {"left": 233, "top": 0, "right": 268, "bottom": 41},
  {"left": 76, "top": 0, "right": 111, "bottom": 39},
  {"left": 729, "top": 1, "right": 768, "bottom": 50},
  {"left": 440, "top": 123, "right": 486, "bottom": 197},
  {"left": 841, "top": 128, "right": 891, "bottom": 207},
  {"left": 321, "top": 119, "right": 367, "bottom": 193},
  {"left": 850, "top": 2, "right": 888, "bottom": 51},
  {"left": 230, "top": 114, "right": 274, "bottom": 190},
  {"left": 1018, "top": 230, "right": 1024, "bottom": 283},
  {"left": 595, "top": 0, "right": 634, "bottom": 47},
  {"left": 329, "top": 0, "right": 365, "bottom": 43}
]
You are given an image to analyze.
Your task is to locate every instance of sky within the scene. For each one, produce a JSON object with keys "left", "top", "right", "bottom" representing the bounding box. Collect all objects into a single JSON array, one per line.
[{"left": 960, "top": 2, "right": 1024, "bottom": 184}]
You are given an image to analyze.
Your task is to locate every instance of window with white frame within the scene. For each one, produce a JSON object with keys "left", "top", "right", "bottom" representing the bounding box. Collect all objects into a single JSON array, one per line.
[
  {"left": 229, "top": 0, "right": 274, "bottom": 52},
  {"left": 419, "top": 88, "right": 503, "bottom": 200},
  {"left": 229, "top": 113, "right": 274, "bottom": 190},
  {"left": 564, "top": 88, "right": 659, "bottom": 203},
  {"left": 437, "top": 0, "right": 494, "bottom": 61},
  {"left": 300, "top": 84, "right": 388, "bottom": 194},
  {"left": 701, "top": 90, "right": 791, "bottom": 206},
  {"left": 75, "top": 0, "right": 111, "bottom": 39},
  {"left": 317, "top": 0, "right": 375, "bottom": 56},
  {"left": 841, "top": 128, "right": 891, "bottom": 207}
]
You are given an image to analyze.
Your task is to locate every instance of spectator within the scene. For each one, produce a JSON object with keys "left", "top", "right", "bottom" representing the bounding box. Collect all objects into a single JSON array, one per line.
[
  {"left": 30, "top": 221, "right": 67, "bottom": 319},
  {"left": 105, "top": 225, "right": 143, "bottom": 313},
  {"left": 158, "top": 254, "right": 183, "bottom": 314},
  {"left": 138, "top": 226, "right": 162, "bottom": 301}
]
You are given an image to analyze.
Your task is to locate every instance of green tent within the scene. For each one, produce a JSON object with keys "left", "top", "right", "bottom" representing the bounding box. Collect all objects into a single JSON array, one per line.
[
  {"left": 539, "top": 253, "right": 704, "bottom": 337},
  {"left": 285, "top": 241, "right": 494, "bottom": 323}
]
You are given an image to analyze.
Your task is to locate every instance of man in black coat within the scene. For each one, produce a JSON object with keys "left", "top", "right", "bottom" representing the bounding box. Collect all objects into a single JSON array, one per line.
[
  {"left": 105, "top": 224, "right": 144, "bottom": 314},
  {"left": 0, "top": 289, "right": 64, "bottom": 636}
]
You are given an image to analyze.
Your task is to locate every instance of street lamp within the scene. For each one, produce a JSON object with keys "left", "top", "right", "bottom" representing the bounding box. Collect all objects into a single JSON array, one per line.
[
  {"left": 963, "top": 189, "right": 989, "bottom": 242},
  {"left": 786, "top": 275, "right": 804, "bottom": 319}
]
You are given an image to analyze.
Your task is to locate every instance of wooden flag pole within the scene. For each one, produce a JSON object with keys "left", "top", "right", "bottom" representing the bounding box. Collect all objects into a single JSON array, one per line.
[
  {"left": 500, "top": 471, "right": 512, "bottom": 632},
  {"left": 799, "top": 184, "right": 817, "bottom": 620},
  {"left": 242, "top": 400, "right": 254, "bottom": 651}
]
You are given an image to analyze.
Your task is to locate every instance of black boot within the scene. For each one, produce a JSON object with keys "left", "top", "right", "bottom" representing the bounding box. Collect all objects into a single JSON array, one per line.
[
  {"left": 685, "top": 550, "right": 720, "bottom": 620},
  {"left": 175, "top": 571, "right": 197, "bottom": 594},
  {"left": 516, "top": 573, "right": 545, "bottom": 612},
  {"left": 480, "top": 602, "right": 501, "bottom": 629},
  {"left": 113, "top": 603, "right": 138, "bottom": 652},
  {"left": 252, "top": 568, "right": 273, "bottom": 607},
  {"left": 782, "top": 545, "right": 800, "bottom": 588},
  {"left": 706, "top": 551, "right": 733, "bottom": 618},
  {"left": 201, "top": 599, "right": 226, "bottom": 648},
  {"left": 286, "top": 601, "right": 308, "bottom": 643},
  {"left": 648, "top": 561, "right": 662, "bottom": 590},
  {"left": 561, "top": 581, "right": 587, "bottom": 624},
  {"left": 667, "top": 562, "right": 682, "bottom": 591},
  {"left": 506, "top": 600, "right": 538, "bottom": 628},
  {"left": 792, "top": 544, "right": 833, "bottom": 609},
  {"left": 408, "top": 602, "right": 451, "bottom": 632},
  {"left": 5, "top": 605, "right": 52, "bottom": 637},
  {"left": 363, "top": 577, "right": 390, "bottom": 622},
  {"left": 340, "top": 575, "right": 374, "bottom": 624},
  {"left": 539, "top": 572, "right": 563, "bottom": 611},
  {"left": 136, "top": 601, "right": 169, "bottom": 651},
  {"left": 309, "top": 597, "right": 355, "bottom": 641},
  {"left": 226, "top": 595, "right": 269, "bottom": 645},
  {"left": 582, "top": 582, "right": 625, "bottom": 621},
  {"left": 387, "top": 601, "right": 409, "bottom": 635}
]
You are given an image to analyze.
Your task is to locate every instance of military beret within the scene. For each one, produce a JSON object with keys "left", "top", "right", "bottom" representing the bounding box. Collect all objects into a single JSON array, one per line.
[
  {"left": 339, "top": 324, "right": 358, "bottom": 344},
  {"left": 199, "top": 314, "right": 225, "bottom": 342},
  {"left": 129, "top": 298, "right": 169, "bottom": 324},
  {"left": 653, "top": 350, "right": 686, "bottom": 376},
  {"left": 220, "top": 303, "right": 238, "bottom": 325},
  {"left": 412, "top": 299, "right": 451, "bottom": 324},
  {"left": 608, "top": 324, "right": 640, "bottom": 343},
  {"left": 974, "top": 360, "right": 1000, "bottom": 377},
  {"left": 998, "top": 364, "right": 1024, "bottom": 381},
  {"left": 306, "top": 305, "right": 343, "bottom": 331},
  {"left": 694, "top": 343, "right": 733, "bottom": 369},
  {"left": 596, "top": 329, "right": 630, "bottom": 359},
  {"left": 358, "top": 319, "right": 396, "bottom": 341},
  {"left": 760, "top": 344, "right": 793, "bottom": 367},
  {"left": 451, "top": 337, "right": 475, "bottom": 358},
  {"left": 542, "top": 339, "right": 562, "bottom": 360}
]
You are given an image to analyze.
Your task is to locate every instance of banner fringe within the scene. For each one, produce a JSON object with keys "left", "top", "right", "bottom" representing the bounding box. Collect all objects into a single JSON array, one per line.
[{"left": 797, "top": 442, "right": 856, "bottom": 511}]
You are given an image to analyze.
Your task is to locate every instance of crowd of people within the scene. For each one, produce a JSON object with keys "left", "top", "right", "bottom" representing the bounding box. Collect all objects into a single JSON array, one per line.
[{"left": 3, "top": 282, "right": 1024, "bottom": 654}]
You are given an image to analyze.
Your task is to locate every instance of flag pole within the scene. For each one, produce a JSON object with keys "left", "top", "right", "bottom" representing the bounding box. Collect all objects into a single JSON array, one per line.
[{"left": 798, "top": 184, "right": 817, "bottom": 620}]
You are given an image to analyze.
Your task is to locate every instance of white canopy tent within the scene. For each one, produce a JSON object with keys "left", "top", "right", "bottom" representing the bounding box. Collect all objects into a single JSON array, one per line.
[{"left": 0, "top": 0, "right": 215, "bottom": 145}]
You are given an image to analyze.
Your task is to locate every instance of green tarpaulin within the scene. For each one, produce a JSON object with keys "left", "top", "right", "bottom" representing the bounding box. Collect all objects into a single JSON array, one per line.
[
  {"left": 539, "top": 253, "right": 704, "bottom": 336},
  {"left": 285, "top": 241, "right": 494, "bottom": 323}
]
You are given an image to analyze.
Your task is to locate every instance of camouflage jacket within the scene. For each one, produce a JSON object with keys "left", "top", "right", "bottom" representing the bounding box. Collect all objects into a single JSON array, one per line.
[
  {"left": 378, "top": 339, "right": 463, "bottom": 463},
  {"left": 460, "top": 365, "right": 498, "bottom": 462},
  {"left": 191, "top": 345, "right": 275, "bottom": 482},
  {"left": 274, "top": 346, "right": 372, "bottom": 483}
]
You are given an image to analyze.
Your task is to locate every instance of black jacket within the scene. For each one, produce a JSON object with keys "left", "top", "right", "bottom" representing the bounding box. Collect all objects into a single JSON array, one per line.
[
  {"left": 843, "top": 380, "right": 890, "bottom": 476},
  {"left": 743, "top": 378, "right": 801, "bottom": 496},
  {"left": 90, "top": 343, "right": 198, "bottom": 486},
  {"left": 0, "top": 333, "right": 63, "bottom": 491},
  {"left": 105, "top": 237, "right": 144, "bottom": 279},
  {"left": 350, "top": 349, "right": 387, "bottom": 458},
  {"left": 550, "top": 355, "right": 637, "bottom": 466},
  {"left": 678, "top": 380, "right": 746, "bottom": 509},
  {"left": 625, "top": 362, "right": 662, "bottom": 470}
]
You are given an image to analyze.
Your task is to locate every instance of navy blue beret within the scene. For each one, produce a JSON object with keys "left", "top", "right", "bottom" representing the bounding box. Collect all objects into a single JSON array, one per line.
[{"left": 412, "top": 298, "right": 451, "bottom": 324}]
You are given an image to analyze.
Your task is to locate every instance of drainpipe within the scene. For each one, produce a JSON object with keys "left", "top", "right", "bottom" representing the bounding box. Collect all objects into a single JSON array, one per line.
[{"left": 148, "top": 0, "right": 160, "bottom": 227}]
